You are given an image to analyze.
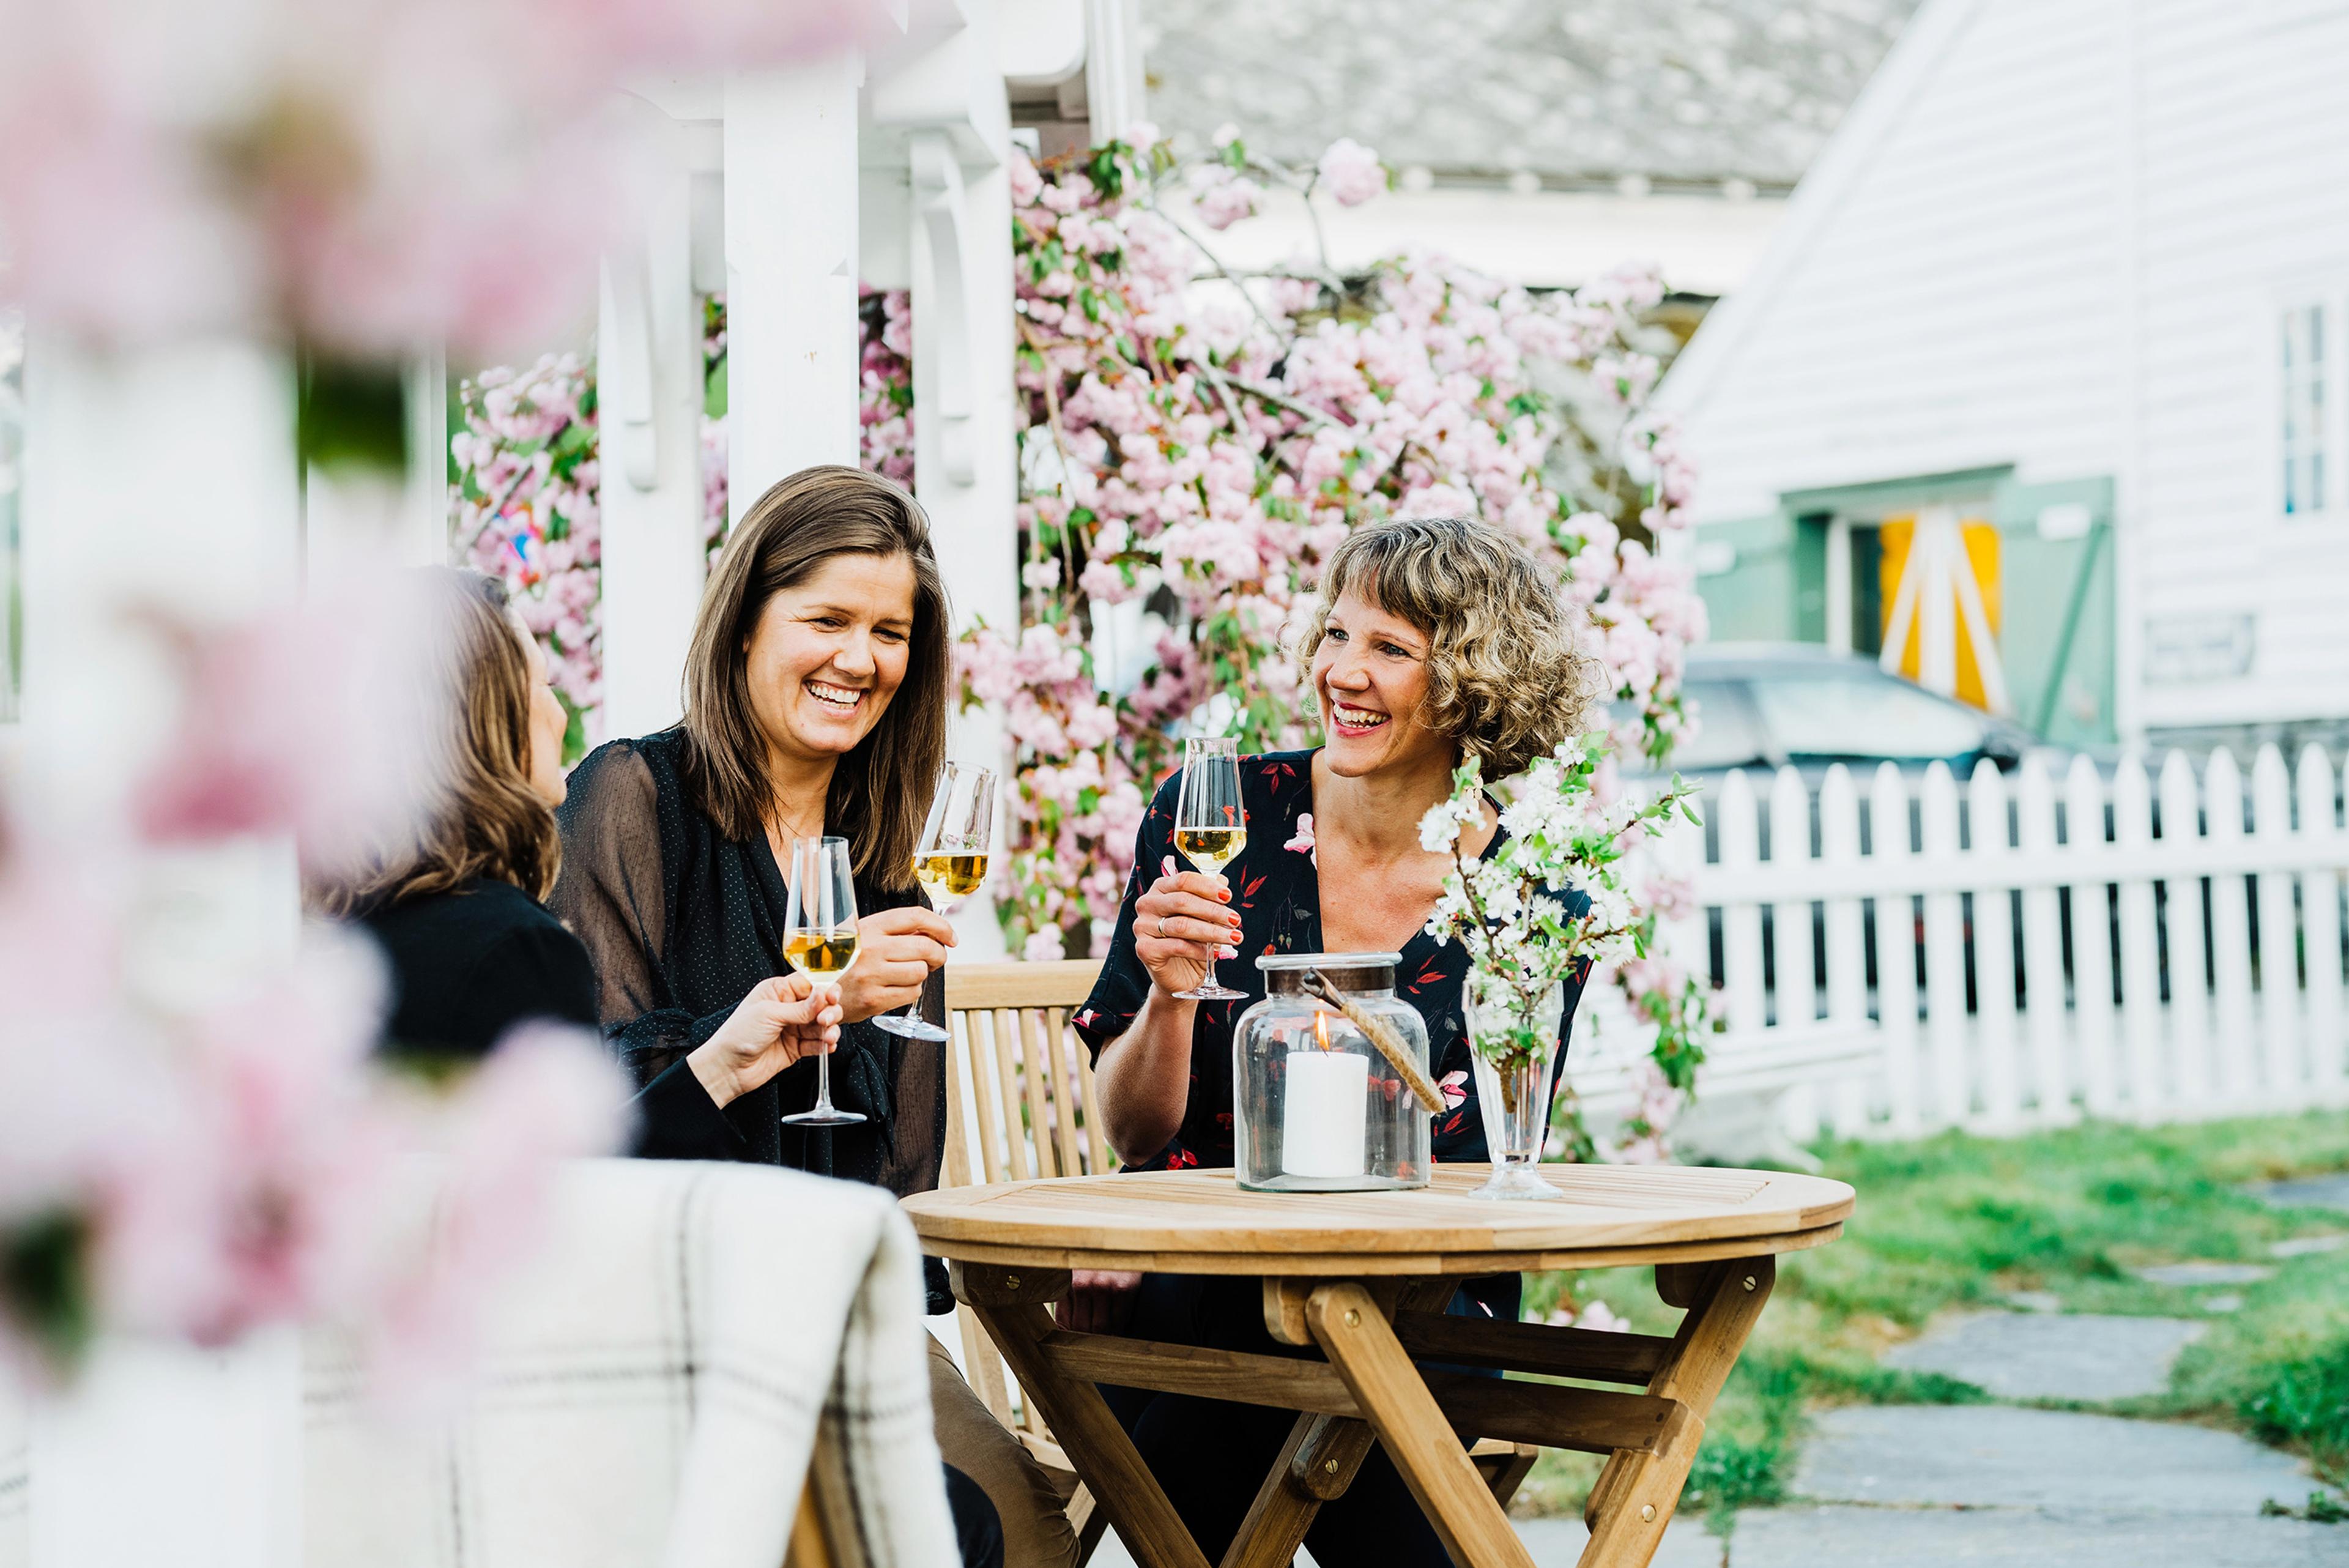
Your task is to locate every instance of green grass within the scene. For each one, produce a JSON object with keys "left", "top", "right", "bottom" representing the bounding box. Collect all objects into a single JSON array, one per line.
[{"left": 1506, "top": 1110, "right": 2349, "bottom": 1519}]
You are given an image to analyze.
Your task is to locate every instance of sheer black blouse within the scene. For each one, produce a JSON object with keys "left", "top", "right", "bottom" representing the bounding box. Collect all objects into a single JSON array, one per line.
[{"left": 549, "top": 727, "right": 946, "bottom": 1200}]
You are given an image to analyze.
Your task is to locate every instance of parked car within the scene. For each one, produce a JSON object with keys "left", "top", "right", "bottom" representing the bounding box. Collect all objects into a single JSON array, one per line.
[
  {"left": 1627, "top": 642, "right": 2088, "bottom": 794},
  {"left": 1622, "top": 645, "right": 2126, "bottom": 1025}
]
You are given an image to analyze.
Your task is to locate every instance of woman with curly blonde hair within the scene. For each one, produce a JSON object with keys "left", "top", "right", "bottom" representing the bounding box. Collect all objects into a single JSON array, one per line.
[{"left": 1066, "top": 514, "right": 1601, "bottom": 1563}]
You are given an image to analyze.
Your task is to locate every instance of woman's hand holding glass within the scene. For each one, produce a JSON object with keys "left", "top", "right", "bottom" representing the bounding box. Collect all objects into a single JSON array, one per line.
[
  {"left": 834, "top": 905, "right": 956, "bottom": 1024},
  {"left": 1134, "top": 864, "right": 1242, "bottom": 1000},
  {"left": 686, "top": 973, "right": 846, "bottom": 1110}
]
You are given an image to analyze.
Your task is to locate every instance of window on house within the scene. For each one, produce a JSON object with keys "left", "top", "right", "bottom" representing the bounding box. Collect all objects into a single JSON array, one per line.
[{"left": 2283, "top": 303, "right": 2328, "bottom": 516}]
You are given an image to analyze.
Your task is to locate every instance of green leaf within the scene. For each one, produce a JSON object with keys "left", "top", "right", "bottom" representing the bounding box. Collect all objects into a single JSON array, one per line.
[
  {"left": 1, "top": 1208, "right": 95, "bottom": 1375},
  {"left": 704, "top": 352, "right": 729, "bottom": 420}
]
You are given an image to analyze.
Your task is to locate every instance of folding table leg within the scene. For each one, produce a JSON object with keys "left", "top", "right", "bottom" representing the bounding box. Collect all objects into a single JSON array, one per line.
[
  {"left": 1578, "top": 1257, "right": 1776, "bottom": 1568},
  {"left": 963, "top": 1291, "right": 1214, "bottom": 1568},
  {"left": 1304, "top": 1282, "right": 1535, "bottom": 1568},
  {"left": 1217, "top": 1414, "right": 1354, "bottom": 1568},
  {"left": 1225, "top": 1277, "right": 1463, "bottom": 1568}
]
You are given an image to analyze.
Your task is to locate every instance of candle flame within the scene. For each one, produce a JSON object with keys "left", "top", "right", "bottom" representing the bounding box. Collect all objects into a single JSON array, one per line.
[{"left": 1313, "top": 1009, "right": 1330, "bottom": 1051}]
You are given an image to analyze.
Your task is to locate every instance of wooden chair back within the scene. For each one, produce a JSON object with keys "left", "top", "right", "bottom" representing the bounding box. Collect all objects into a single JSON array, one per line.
[
  {"left": 943, "top": 959, "right": 1113, "bottom": 1187},
  {"left": 939, "top": 959, "right": 1112, "bottom": 1556},
  {"left": 783, "top": 1419, "right": 867, "bottom": 1568}
]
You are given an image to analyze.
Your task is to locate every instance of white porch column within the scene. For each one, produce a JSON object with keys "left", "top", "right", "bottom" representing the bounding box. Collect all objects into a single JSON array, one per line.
[
  {"left": 873, "top": 0, "right": 1019, "bottom": 955},
  {"left": 1083, "top": 0, "right": 1145, "bottom": 143},
  {"left": 19, "top": 333, "right": 305, "bottom": 1568},
  {"left": 598, "top": 95, "right": 711, "bottom": 740},
  {"left": 21, "top": 336, "right": 301, "bottom": 816},
  {"left": 725, "top": 57, "right": 864, "bottom": 516}
]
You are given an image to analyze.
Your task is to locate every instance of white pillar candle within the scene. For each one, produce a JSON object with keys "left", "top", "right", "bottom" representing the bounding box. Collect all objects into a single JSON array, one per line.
[{"left": 1282, "top": 1050, "right": 1370, "bottom": 1178}]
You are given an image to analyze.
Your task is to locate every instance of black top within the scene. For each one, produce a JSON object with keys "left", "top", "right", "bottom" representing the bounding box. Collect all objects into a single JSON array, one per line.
[
  {"left": 361, "top": 877, "right": 600, "bottom": 1057},
  {"left": 1072, "top": 749, "right": 1589, "bottom": 1172},
  {"left": 549, "top": 727, "right": 946, "bottom": 1197}
]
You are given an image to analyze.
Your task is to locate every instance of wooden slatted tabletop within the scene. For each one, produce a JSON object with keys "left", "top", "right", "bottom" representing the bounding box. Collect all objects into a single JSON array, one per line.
[{"left": 902, "top": 1162, "right": 1854, "bottom": 1275}]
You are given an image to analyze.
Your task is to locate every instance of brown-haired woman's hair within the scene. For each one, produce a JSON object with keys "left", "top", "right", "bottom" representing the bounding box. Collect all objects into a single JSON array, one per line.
[
  {"left": 678, "top": 465, "right": 949, "bottom": 889},
  {"left": 1301, "top": 515, "right": 1605, "bottom": 778},
  {"left": 311, "top": 568, "right": 563, "bottom": 917}
]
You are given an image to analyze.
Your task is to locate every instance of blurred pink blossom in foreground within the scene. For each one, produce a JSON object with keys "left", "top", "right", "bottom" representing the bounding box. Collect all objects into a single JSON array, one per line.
[
  {"left": 0, "top": 594, "right": 631, "bottom": 1389},
  {"left": 0, "top": 0, "right": 872, "bottom": 355}
]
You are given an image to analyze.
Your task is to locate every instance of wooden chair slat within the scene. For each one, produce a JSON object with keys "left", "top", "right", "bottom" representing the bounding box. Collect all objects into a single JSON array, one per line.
[
  {"left": 1080, "top": 1041, "right": 1110, "bottom": 1175},
  {"left": 941, "top": 1016, "right": 975, "bottom": 1189},
  {"left": 1021, "top": 1006, "right": 1061, "bottom": 1180},
  {"left": 969, "top": 1011, "right": 1011, "bottom": 1187},
  {"left": 990, "top": 1008, "right": 1034, "bottom": 1183},
  {"left": 959, "top": 1307, "right": 1016, "bottom": 1428},
  {"left": 1046, "top": 1007, "right": 1085, "bottom": 1178}
]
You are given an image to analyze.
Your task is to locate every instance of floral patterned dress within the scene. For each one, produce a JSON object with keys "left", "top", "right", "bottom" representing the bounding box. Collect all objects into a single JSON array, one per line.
[{"left": 1072, "top": 748, "right": 1589, "bottom": 1175}]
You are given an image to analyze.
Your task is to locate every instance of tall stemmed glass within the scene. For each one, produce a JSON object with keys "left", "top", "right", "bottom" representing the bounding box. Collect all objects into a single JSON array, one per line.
[
  {"left": 877, "top": 760, "right": 996, "bottom": 1042},
  {"left": 780, "top": 835, "right": 867, "bottom": 1128},
  {"left": 1173, "top": 735, "right": 1249, "bottom": 1001}
]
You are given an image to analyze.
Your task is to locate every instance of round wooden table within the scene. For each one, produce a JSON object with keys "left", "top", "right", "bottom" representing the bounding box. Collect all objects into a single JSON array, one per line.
[{"left": 903, "top": 1162, "right": 1854, "bottom": 1568}]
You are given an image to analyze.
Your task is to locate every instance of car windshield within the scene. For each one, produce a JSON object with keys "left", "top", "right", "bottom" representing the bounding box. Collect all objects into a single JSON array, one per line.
[
  {"left": 1667, "top": 681, "right": 1771, "bottom": 770},
  {"left": 1748, "top": 672, "right": 1987, "bottom": 761}
]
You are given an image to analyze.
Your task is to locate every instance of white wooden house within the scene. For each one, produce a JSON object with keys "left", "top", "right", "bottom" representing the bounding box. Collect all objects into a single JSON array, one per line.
[{"left": 1657, "top": 0, "right": 2349, "bottom": 754}]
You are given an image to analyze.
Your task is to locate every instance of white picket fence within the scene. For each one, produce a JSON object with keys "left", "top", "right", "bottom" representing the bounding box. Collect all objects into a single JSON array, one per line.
[{"left": 1642, "top": 746, "right": 2349, "bottom": 1140}]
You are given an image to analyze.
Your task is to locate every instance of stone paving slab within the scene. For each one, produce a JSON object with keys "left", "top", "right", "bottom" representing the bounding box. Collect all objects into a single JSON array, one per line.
[
  {"left": 1513, "top": 1517, "right": 1723, "bottom": 1567},
  {"left": 1882, "top": 1311, "right": 2204, "bottom": 1401},
  {"left": 1794, "top": 1405, "right": 2315, "bottom": 1515},
  {"left": 2269, "top": 1233, "right": 2348, "bottom": 1257},
  {"left": 2257, "top": 1174, "right": 2349, "bottom": 1213},
  {"left": 1097, "top": 1518, "right": 1729, "bottom": 1568},
  {"left": 1730, "top": 1504, "right": 2347, "bottom": 1568},
  {"left": 2132, "top": 1261, "right": 2276, "bottom": 1286}
]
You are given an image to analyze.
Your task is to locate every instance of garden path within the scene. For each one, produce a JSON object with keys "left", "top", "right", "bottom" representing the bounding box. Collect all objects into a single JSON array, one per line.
[
  {"left": 1095, "top": 1181, "right": 2349, "bottom": 1567},
  {"left": 1091, "top": 1295, "right": 2336, "bottom": 1567}
]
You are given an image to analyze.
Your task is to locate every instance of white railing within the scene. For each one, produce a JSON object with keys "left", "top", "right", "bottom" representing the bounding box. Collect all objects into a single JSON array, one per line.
[{"left": 1657, "top": 746, "right": 2349, "bottom": 1140}]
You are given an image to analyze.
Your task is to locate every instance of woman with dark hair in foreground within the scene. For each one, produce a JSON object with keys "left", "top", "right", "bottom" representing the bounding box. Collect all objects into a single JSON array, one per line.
[{"left": 319, "top": 568, "right": 844, "bottom": 1091}]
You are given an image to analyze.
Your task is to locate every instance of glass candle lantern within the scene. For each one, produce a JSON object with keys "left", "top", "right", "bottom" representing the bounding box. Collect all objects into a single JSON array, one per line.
[{"left": 1231, "top": 953, "right": 1434, "bottom": 1192}]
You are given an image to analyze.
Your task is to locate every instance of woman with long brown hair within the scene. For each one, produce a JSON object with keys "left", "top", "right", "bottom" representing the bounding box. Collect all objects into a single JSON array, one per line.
[
  {"left": 552, "top": 468, "right": 1071, "bottom": 1568},
  {"left": 551, "top": 466, "right": 960, "bottom": 1172}
]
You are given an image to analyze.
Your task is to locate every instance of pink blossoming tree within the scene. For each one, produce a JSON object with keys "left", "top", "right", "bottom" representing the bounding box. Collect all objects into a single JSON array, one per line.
[
  {"left": 963, "top": 132, "right": 1713, "bottom": 1150},
  {"left": 450, "top": 288, "right": 913, "bottom": 758}
]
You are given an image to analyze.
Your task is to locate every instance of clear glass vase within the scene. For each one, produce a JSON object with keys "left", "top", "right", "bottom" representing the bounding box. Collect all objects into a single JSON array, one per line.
[{"left": 1464, "top": 978, "right": 1566, "bottom": 1200}]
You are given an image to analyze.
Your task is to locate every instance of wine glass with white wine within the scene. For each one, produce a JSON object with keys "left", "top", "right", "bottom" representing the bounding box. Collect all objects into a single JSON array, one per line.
[
  {"left": 780, "top": 835, "right": 866, "bottom": 1128},
  {"left": 876, "top": 760, "right": 995, "bottom": 1042},
  {"left": 1173, "top": 735, "right": 1248, "bottom": 1001}
]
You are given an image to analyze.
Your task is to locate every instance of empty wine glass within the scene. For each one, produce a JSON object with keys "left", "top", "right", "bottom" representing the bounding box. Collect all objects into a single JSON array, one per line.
[
  {"left": 878, "top": 760, "right": 996, "bottom": 1042},
  {"left": 780, "top": 835, "right": 866, "bottom": 1128},
  {"left": 1173, "top": 735, "right": 1248, "bottom": 1002}
]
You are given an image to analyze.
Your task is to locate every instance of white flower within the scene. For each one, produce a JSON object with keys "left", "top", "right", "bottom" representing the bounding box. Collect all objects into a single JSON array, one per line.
[{"left": 1418, "top": 793, "right": 1479, "bottom": 852}]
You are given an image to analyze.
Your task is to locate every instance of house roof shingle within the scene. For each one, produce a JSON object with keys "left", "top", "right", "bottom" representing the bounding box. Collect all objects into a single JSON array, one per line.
[{"left": 1142, "top": 0, "right": 1925, "bottom": 193}]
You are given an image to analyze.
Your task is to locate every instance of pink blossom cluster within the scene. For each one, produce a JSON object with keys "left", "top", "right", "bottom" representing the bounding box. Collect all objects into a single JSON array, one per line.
[
  {"left": 451, "top": 355, "right": 605, "bottom": 736},
  {"left": 453, "top": 292, "right": 909, "bottom": 744},
  {"left": 859, "top": 286, "right": 916, "bottom": 488},
  {"left": 0, "top": 597, "right": 628, "bottom": 1384},
  {"left": 0, "top": 0, "right": 867, "bottom": 357}
]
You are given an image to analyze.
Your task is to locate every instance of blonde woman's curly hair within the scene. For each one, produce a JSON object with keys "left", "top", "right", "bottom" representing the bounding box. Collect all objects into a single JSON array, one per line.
[{"left": 1300, "top": 515, "right": 1605, "bottom": 778}]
